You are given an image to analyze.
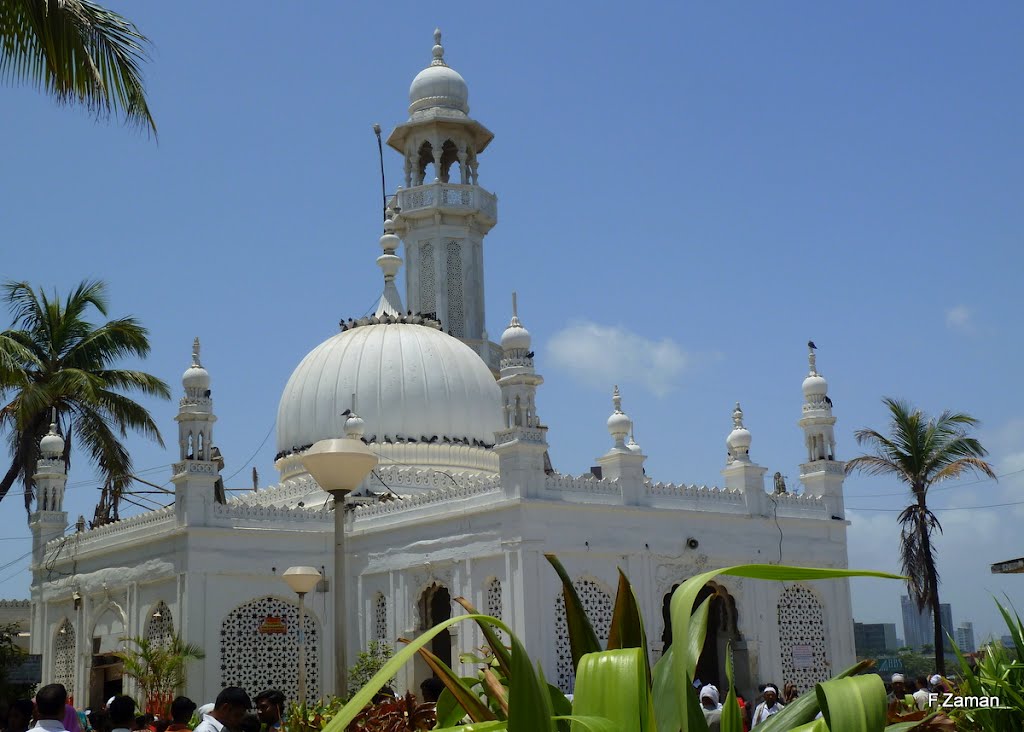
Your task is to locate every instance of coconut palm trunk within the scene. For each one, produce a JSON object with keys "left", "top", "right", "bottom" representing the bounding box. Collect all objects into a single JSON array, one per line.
[{"left": 847, "top": 398, "right": 995, "bottom": 676}]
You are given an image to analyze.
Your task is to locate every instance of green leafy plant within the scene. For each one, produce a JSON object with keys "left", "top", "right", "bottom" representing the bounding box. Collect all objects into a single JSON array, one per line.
[
  {"left": 349, "top": 640, "right": 397, "bottom": 696},
  {"left": 115, "top": 634, "right": 204, "bottom": 716},
  {"left": 314, "top": 557, "right": 963, "bottom": 732}
]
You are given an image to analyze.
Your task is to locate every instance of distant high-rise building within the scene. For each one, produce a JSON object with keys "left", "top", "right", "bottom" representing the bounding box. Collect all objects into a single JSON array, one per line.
[
  {"left": 854, "top": 621, "right": 899, "bottom": 656},
  {"left": 1000, "top": 634, "right": 1016, "bottom": 650},
  {"left": 955, "top": 623, "right": 976, "bottom": 653},
  {"left": 901, "top": 595, "right": 954, "bottom": 652}
]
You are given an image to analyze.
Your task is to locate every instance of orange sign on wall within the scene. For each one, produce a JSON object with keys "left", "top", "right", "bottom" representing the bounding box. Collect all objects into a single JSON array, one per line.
[{"left": 258, "top": 616, "right": 287, "bottom": 635}]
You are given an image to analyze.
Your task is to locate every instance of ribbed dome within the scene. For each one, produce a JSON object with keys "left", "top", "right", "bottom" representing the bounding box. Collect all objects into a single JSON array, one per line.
[
  {"left": 408, "top": 29, "right": 469, "bottom": 116},
  {"left": 276, "top": 323, "right": 502, "bottom": 455}
]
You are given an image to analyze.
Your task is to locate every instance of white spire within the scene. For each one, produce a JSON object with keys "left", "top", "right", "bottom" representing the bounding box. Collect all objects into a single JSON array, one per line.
[
  {"left": 726, "top": 401, "right": 752, "bottom": 463},
  {"left": 182, "top": 337, "right": 210, "bottom": 391},
  {"left": 39, "top": 408, "right": 64, "bottom": 459},
  {"left": 802, "top": 341, "right": 829, "bottom": 403},
  {"left": 606, "top": 385, "right": 632, "bottom": 450},
  {"left": 375, "top": 210, "right": 405, "bottom": 317},
  {"left": 501, "top": 291, "right": 531, "bottom": 352},
  {"left": 431, "top": 28, "right": 446, "bottom": 67}
]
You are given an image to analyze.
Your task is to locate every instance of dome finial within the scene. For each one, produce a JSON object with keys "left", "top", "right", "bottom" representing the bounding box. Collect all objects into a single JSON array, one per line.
[
  {"left": 732, "top": 401, "right": 744, "bottom": 429},
  {"left": 500, "top": 291, "right": 531, "bottom": 352},
  {"left": 431, "top": 28, "right": 446, "bottom": 66},
  {"left": 612, "top": 385, "right": 622, "bottom": 413},
  {"left": 807, "top": 339, "right": 818, "bottom": 375},
  {"left": 726, "top": 401, "right": 752, "bottom": 462},
  {"left": 192, "top": 337, "right": 202, "bottom": 367},
  {"left": 40, "top": 408, "right": 65, "bottom": 458},
  {"left": 374, "top": 210, "right": 405, "bottom": 317},
  {"left": 606, "top": 385, "right": 632, "bottom": 449}
]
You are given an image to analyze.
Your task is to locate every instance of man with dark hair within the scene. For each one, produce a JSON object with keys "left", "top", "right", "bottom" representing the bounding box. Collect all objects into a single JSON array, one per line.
[
  {"left": 419, "top": 677, "right": 444, "bottom": 704},
  {"left": 32, "top": 686, "right": 69, "bottom": 732},
  {"left": 193, "top": 688, "right": 250, "bottom": 732},
  {"left": 167, "top": 698, "right": 197, "bottom": 732},
  {"left": 253, "top": 691, "right": 284, "bottom": 731},
  {"left": 108, "top": 697, "right": 136, "bottom": 732}
]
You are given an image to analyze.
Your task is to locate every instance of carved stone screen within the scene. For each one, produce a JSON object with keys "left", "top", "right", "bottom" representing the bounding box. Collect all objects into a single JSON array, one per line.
[
  {"left": 419, "top": 242, "right": 436, "bottom": 315},
  {"left": 144, "top": 602, "right": 174, "bottom": 649},
  {"left": 446, "top": 240, "right": 464, "bottom": 337},
  {"left": 220, "top": 596, "right": 319, "bottom": 700},
  {"left": 54, "top": 618, "right": 75, "bottom": 691},
  {"left": 777, "top": 585, "right": 830, "bottom": 693},
  {"left": 374, "top": 594, "right": 387, "bottom": 642},
  {"left": 554, "top": 579, "right": 612, "bottom": 692},
  {"left": 486, "top": 577, "right": 502, "bottom": 621}
]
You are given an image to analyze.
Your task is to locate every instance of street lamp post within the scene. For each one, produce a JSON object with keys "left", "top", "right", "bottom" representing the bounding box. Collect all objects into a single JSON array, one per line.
[
  {"left": 300, "top": 412, "right": 378, "bottom": 698},
  {"left": 282, "top": 566, "right": 322, "bottom": 707}
]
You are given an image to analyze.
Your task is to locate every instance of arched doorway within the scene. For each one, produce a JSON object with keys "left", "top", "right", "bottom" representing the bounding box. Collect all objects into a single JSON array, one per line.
[
  {"left": 415, "top": 582, "right": 452, "bottom": 688},
  {"left": 661, "top": 582, "right": 740, "bottom": 688},
  {"left": 90, "top": 606, "right": 126, "bottom": 709}
]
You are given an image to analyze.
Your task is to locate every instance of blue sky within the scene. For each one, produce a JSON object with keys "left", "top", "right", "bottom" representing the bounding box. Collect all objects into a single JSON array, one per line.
[{"left": 1, "top": 2, "right": 1022, "bottom": 645}]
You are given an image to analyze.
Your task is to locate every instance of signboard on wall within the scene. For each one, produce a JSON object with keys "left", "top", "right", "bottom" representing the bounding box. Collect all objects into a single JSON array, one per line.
[
  {"left": 8, "top": 654, "right": 42, "bottom": 683},
  {"left": 258, "top": 616, "right": 287, "bottom": 635},
  {"left": 791, "top": 644, "right": 814, "bottom": 670}
]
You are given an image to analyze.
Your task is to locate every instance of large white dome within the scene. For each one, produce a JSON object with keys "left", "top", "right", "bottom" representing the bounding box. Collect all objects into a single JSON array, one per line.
[{"left": 276, "top": 323, "right": 502, "bottom": 456}]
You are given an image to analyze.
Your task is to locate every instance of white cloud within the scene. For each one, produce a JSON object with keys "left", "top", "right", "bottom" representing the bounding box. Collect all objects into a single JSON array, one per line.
[
  {"left": 546, "top": 320, "right": 688, "bottom": 397},
  {"left": 945, "top": 305, "right": 975, "bottom": 334}
]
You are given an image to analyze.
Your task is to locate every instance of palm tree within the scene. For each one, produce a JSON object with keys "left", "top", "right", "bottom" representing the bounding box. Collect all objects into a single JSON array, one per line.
[
  {"left": 0, "top": 0, "right": 156, "bottom": 134},
  {"left": 116, "top": 634, "right": 205, "bottom": 715},
  {"left": 0, "top": 279, "right": 170, "bottom": 519},
  {"left": 846, "top": 397, "right": 996, "bottom": 674}
]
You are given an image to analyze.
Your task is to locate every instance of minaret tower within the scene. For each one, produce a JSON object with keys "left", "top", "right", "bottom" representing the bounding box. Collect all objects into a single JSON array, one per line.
[
  {"left": 722, "top": 402, "right": 768, "bottom": 516},
  {"left": 596, "top": 387, "right": 646, "bottom": 501},
  {"left": 798, "top": 344, "right": 846, "bottom": 517},
  {"left": 387, "top": 29, "right": 499, "bottom": 371},
  {"left": 493, "top": 294, "right": 548, "bottom": 498},
  {"left": 29, "top": 412, "right": 69, "bottom": 580},
  {"left": 172, "top": 338, "right": 221, "bottom": 523}
]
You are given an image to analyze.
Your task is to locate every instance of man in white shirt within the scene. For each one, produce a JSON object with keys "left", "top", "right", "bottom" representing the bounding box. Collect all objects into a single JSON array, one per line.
[
  {"left": 913, "top": 676, "right": 931, "bottom": 710},
  {"left": 31, "top": 685, "right": 71, "bottom": 732},
  {"left": 194, "top": 687, "right": 252, "bottom": 732},
  {"left": 108, "top": 696, "right": 136, "bottom": 732}
]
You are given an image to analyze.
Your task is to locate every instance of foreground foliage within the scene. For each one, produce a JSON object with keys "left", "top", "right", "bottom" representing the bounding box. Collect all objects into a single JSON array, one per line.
[
  {"left": 115, "top": 634, "right": 204, "bottom": 716},
  {"left": 308, "top": 557, "right": 964, "bottom": 731},
  {"left": 0, "top": 279, "right": 170, "bottom": 519},
  {"left": 846, "top": 397, "right": 995, "bottom": 675},
  {"left": 0, "top": 0, "right": 156, "bottom": 133}
]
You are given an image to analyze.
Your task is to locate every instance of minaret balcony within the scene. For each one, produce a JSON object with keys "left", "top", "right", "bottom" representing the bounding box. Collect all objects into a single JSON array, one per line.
[{"left": 393, "top": 182, "right": 497, "bottom": 223}]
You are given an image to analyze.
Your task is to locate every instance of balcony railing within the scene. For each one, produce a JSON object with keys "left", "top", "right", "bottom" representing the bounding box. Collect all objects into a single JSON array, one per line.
[{"left": 393, "top": 183, "right": 497, "bottom": 220}]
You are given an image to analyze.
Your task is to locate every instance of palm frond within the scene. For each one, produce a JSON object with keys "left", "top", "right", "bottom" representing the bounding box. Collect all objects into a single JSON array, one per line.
[{"left": 0, "top": 0, "right": 156, "bottom": 135}]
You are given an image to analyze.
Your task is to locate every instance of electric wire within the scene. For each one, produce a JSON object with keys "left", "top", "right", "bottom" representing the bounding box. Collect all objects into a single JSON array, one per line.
[
  {"left": 847, "top": 499, "right": 1024, "bottom": 513},
  {"left": 851, "top": 466, "right": 1024, "bottom": 499}
]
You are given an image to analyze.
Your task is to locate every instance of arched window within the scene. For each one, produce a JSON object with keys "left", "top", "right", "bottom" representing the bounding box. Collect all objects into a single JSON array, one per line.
[
  {"left": 661, "top": 582, "right": 739, "bottom": 688},
  {"left": 144, "top": 602, "right": 174, "bottom": 649},
  {"left": 54, "top": 618, "right": 76, "bottom": 691},
  {"left": 553, "top": 579, "right": 612, "bottom": 692},
  {"left": 220, "top": 597, "right": 319, "bottom": 702},
  {"left": 778, "top": 585, "right": 829, "bottom": 693},
  {"left": 417, "top": 141, "right": 434, "bottom": 184}
]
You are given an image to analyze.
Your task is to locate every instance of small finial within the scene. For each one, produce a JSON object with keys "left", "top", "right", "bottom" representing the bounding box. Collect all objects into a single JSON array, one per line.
[
  {"left": 431, "top": 28, "right": 446, "bottom": 66},
  {"left": 192, "top": 337, "right": 201, "bottom": 367},
  {"left": 512, "top": 291, "right": 518, "bottom": 318},
  {"left": 732, "top": 402, "right": 744, "bottom": 429},
  {"left": 50, "top": 407, "right": 57, "bottom": 430},
  {"left": 612, "top": 385, "right": 622, "bottom": 412}
]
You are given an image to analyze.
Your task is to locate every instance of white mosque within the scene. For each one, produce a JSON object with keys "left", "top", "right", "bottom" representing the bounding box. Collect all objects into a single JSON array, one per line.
[{"left": 28, "top": 30, "right": 855, "bottom": 709}]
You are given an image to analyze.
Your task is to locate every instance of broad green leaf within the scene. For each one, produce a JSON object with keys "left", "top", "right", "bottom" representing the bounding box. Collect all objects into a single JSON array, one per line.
[
  {"left": 548, "top": 684, "right": 573, "bottom": 732},
  {"left": 683, "top": 675, "right": 711, "bottom": 732},
  {"left": 755, "top": 660, "right": 875, "bottom": 732},
  {"left": 455, "top": 595, "right": 513, "bottom": 677},
  {"left": 553, "top": 717, "right": 619, "bottom": 732},
  {"left": 652, "top": 596, "right": 710, "bottom": 732},
  {"left": 670, "top": 565, "right": 901, "bottom": 728},
  {"left": 571, "top": 648, "right": 650, "bottom": 732},
  {"left": 433, "top": 722, "right": 509, "bottom": 732},
  {"left": 720, "top": 642, "right": 742, "bottom": 732},
  {"left": 607, "top": 568, "right": 652, "bottom": 685},
  {"left": 507, "top": 638, "right": 555, "bottom": 732},
  {"left": 323, "top": 614, "right": 515, "bottom": 732},
  {"left": 546, "top": 554, "right": 603, "bottom": 666},
  {"left": 408, "top": 641, "right": 496, "bottom": 722},
  {"left": 437, "top": 688, "right": 469, "bottom": 728},
  {"left": 788, "top": 720, "right": 829, "bottom": 732},
  {"left": 817, "top": 674, "right": 887, "bottom": 732}
]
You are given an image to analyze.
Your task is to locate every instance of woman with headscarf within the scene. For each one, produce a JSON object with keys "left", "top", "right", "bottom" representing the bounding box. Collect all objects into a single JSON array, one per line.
[
  {"left": 699, "top": 685, "right": 722, "bottom": 732},
  {"left": 751, "top": 684, "right": 784, "bottom": 726}
]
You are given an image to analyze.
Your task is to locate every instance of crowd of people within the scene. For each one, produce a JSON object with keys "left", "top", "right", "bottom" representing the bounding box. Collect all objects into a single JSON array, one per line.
[
  {"left": 887, "top": 672, "right": 953, "bottom": 713},
  {"left": 0, "top": 686, "right": 287, "bottom": 732}
]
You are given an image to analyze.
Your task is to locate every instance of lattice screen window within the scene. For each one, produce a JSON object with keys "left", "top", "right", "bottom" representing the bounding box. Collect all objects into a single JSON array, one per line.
[
  {"left": 446, "top": 240, "right": 464, "bottom": 338},
  {"left": 374, "top": 594, "right": 388, "bottom": 641},
  {"left": 778, "top": 585, "right": 830, "bottom": 693},
  {"left": 486, "top": 578, "right": 502, "bottom": 621},
  {"left": 144, "top": 602, "right": 174, "bottom": 649},
  {"left": 54, "top": 618, "right": 75, "bottom": 691},
  {"left": 220, "top": 596, "right": 319, "bottom": 701},
  {"left": 554, "top": 579, "right": 613, "bottom": 692},
  {"left": 419, "top": 242, "right": 436, "bottom": 315}
]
